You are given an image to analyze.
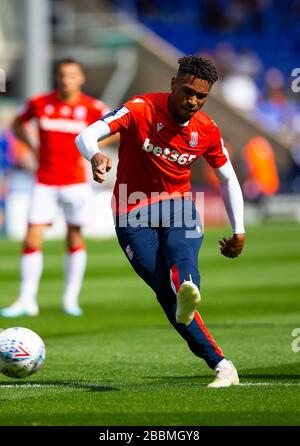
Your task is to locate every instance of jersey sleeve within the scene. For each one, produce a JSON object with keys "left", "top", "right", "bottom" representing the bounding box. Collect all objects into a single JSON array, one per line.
[
  {"left": 17, "top": 98, "right": 36, "bottom": 122},
  {"left": 101, "top": 97, "right": 146, "bottom": 134},
  {"left": 203, "top": 121, "right": 229, "bottom": 168}
]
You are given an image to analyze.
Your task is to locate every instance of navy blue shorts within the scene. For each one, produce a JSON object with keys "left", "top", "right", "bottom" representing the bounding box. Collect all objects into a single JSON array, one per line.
[{"left": 115, "top": 199, "right": 224, "bottom": 369}]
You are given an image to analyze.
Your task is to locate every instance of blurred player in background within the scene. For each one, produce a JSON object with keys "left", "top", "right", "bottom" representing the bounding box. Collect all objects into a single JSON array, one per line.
[
  {"left": 0, "top": 58, "right": 114, "bottom": 317},
  {"left": 76, "top": 56, "right": 245, "bottom": 387}
]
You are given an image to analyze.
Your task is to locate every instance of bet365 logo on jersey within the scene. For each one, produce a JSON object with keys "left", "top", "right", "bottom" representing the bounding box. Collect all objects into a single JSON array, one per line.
[{"left": 142, "top": 138, "right": 196, "bottom": 165}]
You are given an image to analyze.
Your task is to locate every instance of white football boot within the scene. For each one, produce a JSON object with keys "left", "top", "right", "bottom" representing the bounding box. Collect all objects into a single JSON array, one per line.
[
  {"left": 0, "top": 300, "right": 39, "bottom": 318},
  {"left": 207, "top": 360, "right": 239, "bottom": 388},
  {"left": 62, "top": 305, "right": 83, "bottom": 316},
  {"left": 176, "top": 280, "right": 201, "bottom": 325}
]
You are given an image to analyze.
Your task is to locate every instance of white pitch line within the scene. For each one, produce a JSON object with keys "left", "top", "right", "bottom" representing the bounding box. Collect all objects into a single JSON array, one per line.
[
  {"left": 239, "top": 382, "right": 300, "bottom": 387},
  {"left": 0, "top": 382, "right": 299, "bottom": 388},
  {"left": 0, "top": 384, "right": 63, "bottom": 388}
]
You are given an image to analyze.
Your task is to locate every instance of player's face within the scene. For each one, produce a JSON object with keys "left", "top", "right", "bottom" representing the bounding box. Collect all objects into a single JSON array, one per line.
[
  {"left": 56, "top": 63, "right": 85, "bottom": 96},
  {"left": 170, "top": 74, "right": 212, "bottom": 122}
]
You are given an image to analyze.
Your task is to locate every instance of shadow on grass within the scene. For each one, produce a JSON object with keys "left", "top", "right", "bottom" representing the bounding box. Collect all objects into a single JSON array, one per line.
[{"left": 0, "top": 380, "right": 119, "bottom": 392}]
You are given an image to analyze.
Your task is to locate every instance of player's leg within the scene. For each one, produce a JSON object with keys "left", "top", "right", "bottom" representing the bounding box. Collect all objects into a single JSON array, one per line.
[
  {"left": 62, "top": 224, "right": 86, "bottom": 316},
  {"left": 115, "top": 206, "right": 222, "bottom": 367},
  {"left": 116, "top": 222, "right": 228, "bottom": 375},
  {"left": 0, "top": 184, "right": 57, "bottom": 317},
  {"left": 60, "top": 184, "right": 90, "bottom": 316},
  {"left": 115, "top": 208, "right": 238, "bottom": 386},
  {"left": 162, "top": 223, "right": 225, "bottom": 369},
  {"left": 161, "top": 199, "right": 239, "bottom": 385}
]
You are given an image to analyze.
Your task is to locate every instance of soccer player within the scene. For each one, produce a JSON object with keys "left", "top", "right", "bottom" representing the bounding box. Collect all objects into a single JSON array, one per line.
[
  {"left": 0, "top": 58, "right": 114, "bottom": 318},
  {"left": 75, "top": 56, "right": 245, "bottom": 387}
]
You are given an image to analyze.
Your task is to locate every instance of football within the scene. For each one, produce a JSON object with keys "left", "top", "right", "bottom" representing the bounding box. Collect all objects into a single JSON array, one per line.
[{"left": 0, "top": 327, "right": 45, "bottom": 379}]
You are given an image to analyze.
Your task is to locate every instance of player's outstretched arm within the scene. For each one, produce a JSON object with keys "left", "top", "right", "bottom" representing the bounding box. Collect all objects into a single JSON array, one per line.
[{"left": 215, "top": 160, "right": 245, "bottom": 259}]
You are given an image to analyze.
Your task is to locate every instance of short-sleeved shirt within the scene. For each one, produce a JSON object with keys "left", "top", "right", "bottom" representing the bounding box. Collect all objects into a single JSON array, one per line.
[
  {"left": 19, "top": 91, "right": 110, "bottom": 185},
  {"left": 101, "top": 92, "right": 228, "bottom": 214}
]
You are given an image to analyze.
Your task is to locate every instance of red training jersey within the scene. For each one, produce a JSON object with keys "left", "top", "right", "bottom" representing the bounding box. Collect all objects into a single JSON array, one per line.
[
  {"left": 102, "top": 92, "right": 228, "bottom": 214},
  {"left": 18, "top": 91, "right": 111, "bottom": 185}
]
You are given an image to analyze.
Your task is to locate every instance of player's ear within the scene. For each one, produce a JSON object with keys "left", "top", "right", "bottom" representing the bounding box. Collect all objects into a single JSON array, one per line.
[{"left": 171, "top": 77, "right": 176, "bottom": 93}]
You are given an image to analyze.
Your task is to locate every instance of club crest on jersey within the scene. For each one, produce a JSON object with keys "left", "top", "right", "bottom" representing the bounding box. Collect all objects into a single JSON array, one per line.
[{"left": 190, "top": 132, "right": 198, "bottom": 147}]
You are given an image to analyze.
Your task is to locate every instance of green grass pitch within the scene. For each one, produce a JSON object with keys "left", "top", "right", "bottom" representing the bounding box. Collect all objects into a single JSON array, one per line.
[{"left": 0, "top": 221, "right": 299, "bottom": 426}]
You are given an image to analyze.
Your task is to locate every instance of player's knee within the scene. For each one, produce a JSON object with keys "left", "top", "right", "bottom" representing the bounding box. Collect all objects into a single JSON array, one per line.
[
  {"left": 67, "top": 225, "right": 85, "bottom": 247},
  {"left": 23, "top": 233, "right": 42, "bottom": 250},
  {"left": 67, "top": 225, "right": 83, "bottom": 238},
  {"left": 24, "top": 228, "right": 44, "bottom": 251}
]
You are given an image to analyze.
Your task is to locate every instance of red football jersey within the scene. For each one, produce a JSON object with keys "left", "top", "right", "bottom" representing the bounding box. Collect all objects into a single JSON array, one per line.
[
  {"left": 19, "top": 91, "right": 110, "bottom": 185},
  {"left": 103, "top": 92, "right": 228, "bottom": 214}
]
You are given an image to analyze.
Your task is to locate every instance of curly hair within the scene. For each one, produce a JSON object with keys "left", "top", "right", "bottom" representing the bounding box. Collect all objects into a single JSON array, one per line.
[{"left": 177, "top": 56, "right": 218, "bottom": 85}]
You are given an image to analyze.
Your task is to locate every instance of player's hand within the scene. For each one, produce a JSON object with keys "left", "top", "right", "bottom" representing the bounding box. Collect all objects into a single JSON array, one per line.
[
  {"left": 91, "top": 152, "right": 112, "bottom": 183},
  {"left": 219, "top": 233, "right": 245, "bottom": 258}
]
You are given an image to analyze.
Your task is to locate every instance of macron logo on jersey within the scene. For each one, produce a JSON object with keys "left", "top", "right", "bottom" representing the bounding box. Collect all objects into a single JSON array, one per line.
[
  {"left": 142, "top": 138, "right": 196, "bottom": 166},
  {"left": 156, "top": 122, "right": 164, "bottom": 132}
]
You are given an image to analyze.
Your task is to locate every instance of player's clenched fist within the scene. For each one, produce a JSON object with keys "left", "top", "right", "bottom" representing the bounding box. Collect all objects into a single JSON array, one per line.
[
  {"left": 219, "top": 233, "right": 245, "bottom": 258},
  {"left": 91, "top": 152, "right": 112, "bottom": 183}
]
